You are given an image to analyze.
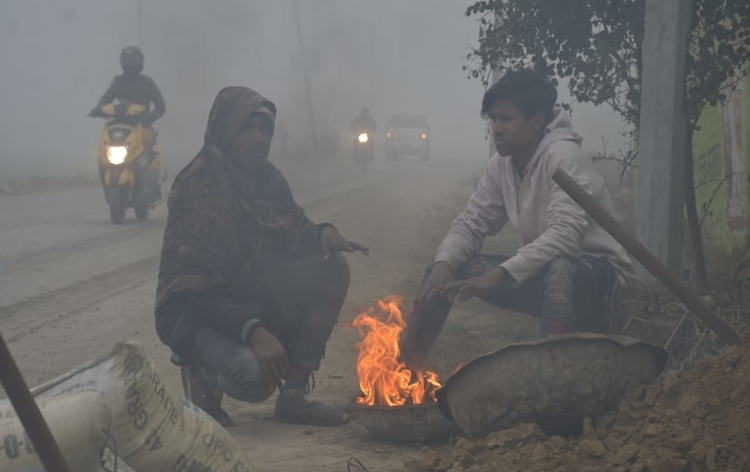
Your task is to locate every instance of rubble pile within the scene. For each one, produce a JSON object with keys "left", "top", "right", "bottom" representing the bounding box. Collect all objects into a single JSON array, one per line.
[{"left": 407, "top": 335, "right": 750, "bottom": 472}]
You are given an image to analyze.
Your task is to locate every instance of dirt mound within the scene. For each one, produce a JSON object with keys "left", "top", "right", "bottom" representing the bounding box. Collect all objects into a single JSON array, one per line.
[{"left": 406, "top": 335, "right": 750, "bottom": 472}]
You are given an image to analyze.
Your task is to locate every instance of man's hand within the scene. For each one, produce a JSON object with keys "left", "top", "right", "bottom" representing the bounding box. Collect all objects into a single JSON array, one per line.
[
  {"left": 417, "top": 261, "right": 454, "bottom": 303},
  {"left": 250, "top": 327, "right": 289, "bottom": 389},
  {"left": 440, "top": 269, "right": 506, "bottom": 303},
  {"left": 319, "top": 226, "right": 369, "bottom": 259}
]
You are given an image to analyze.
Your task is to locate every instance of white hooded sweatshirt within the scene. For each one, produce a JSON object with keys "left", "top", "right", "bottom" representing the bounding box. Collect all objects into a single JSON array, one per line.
[{"left": 434, "top": 106, "right": 634, "bottom": 285}]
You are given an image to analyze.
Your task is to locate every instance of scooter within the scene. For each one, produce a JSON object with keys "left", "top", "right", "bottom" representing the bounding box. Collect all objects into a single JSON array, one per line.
[
  {"left": 90, "top": 100, "right": 165, "bottom": 224},
  {"left": 353, "top": 130, "right": 374, "bottom": 171}
]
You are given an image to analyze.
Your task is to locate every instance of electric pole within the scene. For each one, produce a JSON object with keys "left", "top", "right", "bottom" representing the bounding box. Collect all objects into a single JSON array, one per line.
[
  {"left": 488, "top": 12, "right": 502, "bottom": 159},
  {"left": 136, "top": 0, "right": 143, "bottom": 48},
  {"left": 292, "top": 0, "right": 319, "bottom": 155},
  {"left": 636, "top": 0, "right": 693, "bottom": 287}
]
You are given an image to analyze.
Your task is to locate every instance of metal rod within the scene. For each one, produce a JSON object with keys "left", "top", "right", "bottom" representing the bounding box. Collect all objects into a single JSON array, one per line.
[
  {"left": 552, "top": 168, "right": 741, "bottom": 346},
  {"left": 0, "top": 333, "right": 71, "bottom": 472}
]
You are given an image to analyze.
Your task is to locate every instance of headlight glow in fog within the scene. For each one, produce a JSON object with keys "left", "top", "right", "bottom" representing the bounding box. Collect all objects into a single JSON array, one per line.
[
  {"left": 107, "top": 146, "right": 128, "bottom": 165},
  {"left": 358, "top": 133, "right": 369, "bottom": 143}
]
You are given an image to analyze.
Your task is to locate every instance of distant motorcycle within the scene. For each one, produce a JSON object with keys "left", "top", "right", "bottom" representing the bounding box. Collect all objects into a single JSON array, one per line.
[
  {"left": 353, "top": 130, "right": 374, "bottom": 171},
  {"left": 90, "top": 100, "right": 165, "bottom": 224}
]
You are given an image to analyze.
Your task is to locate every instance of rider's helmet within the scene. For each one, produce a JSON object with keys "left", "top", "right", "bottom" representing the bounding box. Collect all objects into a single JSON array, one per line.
[
  {"left": 361, "top": 107, "right": 370, "bottom": 117},
  {"left": 120, "top": 46, "right": 144, "bottom": 74}
]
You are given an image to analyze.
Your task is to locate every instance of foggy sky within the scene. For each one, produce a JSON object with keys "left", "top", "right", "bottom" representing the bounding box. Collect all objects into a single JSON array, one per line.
[{"left": 0, "top": 0, "right": 626, "bottom": 180}]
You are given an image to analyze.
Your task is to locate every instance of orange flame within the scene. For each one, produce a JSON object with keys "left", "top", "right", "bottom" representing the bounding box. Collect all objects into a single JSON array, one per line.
[{"left": 353, "top": 295, "right": 442, "bottom": 406}]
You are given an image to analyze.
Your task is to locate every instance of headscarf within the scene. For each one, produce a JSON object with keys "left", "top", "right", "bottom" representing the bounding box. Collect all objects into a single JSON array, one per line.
[{"left": 155, "top": 86, "right": 314, "bottom": 310}]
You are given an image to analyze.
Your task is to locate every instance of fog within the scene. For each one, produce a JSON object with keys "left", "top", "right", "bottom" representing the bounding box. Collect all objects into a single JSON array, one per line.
[{"left": 0, "top": 0, "right": 626, "bottom": 182}]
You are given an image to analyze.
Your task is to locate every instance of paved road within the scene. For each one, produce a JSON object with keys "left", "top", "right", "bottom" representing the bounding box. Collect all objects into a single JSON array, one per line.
[
  {"left": 0, "top": 156, "right": 491, "bottom": 471},
  {"left": 0, "top": 159, "right": 422, "bottom": 343}
]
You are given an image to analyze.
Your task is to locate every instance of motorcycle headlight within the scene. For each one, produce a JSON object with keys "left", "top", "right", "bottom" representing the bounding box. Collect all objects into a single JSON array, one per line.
[
  {"left": 107, "top": 145, "right": 128, "bottom": 165},
  {"left": 358, "top": 133, "right": 369, "bottom": 143},
  {"left": 421, "top": 133, "right": 428, "bottom": 140}
]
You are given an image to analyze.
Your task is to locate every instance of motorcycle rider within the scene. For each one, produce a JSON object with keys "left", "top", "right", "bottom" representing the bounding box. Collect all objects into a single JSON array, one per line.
[
  {"left": 350, "top": 108, "right": 377, "bottom": 170},
  {"left": 91, "top": 46, "right": 166, "bottom": 198},
  {"left": 350, "top": 107, "right": 377, "bottom": 136}
]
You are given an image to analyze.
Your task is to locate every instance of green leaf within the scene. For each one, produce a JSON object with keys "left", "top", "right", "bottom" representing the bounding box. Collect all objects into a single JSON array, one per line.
[{"left": 464, "top": 0, "right": 750, "bottom": 167}]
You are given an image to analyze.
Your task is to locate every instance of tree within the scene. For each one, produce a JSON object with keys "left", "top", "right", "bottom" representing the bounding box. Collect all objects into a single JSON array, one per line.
[{"left": 465, "top": 0, "right": 750, "bottom": 291}]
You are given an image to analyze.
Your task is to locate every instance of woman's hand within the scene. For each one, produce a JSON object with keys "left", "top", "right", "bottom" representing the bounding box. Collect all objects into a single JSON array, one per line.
[
  {"left": 250, "top": 327, "right": 289, "bottom": 389},
  {"left": 440, "top": 269, "right": 506, "bottom": 303},
  {"left": 319, "top": 226, "right": 369, "bottom": 259}
]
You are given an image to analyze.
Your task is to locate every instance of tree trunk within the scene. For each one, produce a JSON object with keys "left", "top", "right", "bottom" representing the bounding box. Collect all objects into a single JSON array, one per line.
[{"left": 684, "top": 126, "right": 709, "bottom": 292}]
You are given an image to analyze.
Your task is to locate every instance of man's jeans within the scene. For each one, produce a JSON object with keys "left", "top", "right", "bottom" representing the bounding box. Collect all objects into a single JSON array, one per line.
[
  {"left": 452, "top": 254, "right": 615, "bottom": 335},
  {"left": 405, "top": 254, "right": 615, "bottom": 365}
]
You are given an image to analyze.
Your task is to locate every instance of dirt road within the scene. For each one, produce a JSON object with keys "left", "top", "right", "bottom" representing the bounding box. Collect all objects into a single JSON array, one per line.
[{"left": 0, "top": 156, "right": 537, "bottom": 471}]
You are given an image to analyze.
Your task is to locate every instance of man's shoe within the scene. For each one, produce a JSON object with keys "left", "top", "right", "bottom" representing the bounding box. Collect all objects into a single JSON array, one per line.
[{"left": 181, "top": 364, "right": 233, "bottom": 427}]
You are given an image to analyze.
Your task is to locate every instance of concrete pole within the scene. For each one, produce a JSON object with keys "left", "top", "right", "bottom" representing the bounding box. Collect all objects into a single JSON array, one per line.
[
  {"left": 136, "top": 0, "right": 143, "bottom": 48},
  {"left": 488, "top": 68, "right": 501, "bottom": 159},
  {"left": 636, "top": 0, "right": 693, "bottom": 287},
  {"left": 292, "top": 0, "right": 319, "bottom": 154},
  {"left": 488, "top": 13, "right": 502, "bottom": 159}
]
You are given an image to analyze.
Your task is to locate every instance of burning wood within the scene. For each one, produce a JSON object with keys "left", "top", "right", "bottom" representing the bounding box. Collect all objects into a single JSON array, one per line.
[{"left": 353, "top": 295, "right": 442, "bottom": 407}]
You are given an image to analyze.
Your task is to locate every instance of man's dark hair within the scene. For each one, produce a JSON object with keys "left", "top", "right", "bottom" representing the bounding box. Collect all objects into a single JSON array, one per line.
[{"left": 481, "top": 69, "right": 557, "bottom": 124}]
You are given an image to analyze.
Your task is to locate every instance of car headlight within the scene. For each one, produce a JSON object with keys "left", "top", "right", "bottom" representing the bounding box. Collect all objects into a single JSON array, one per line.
[
  {"left": 107, "top": 145, "right": 128, "bottom": 165},
  {"left": 358, "top": 133, "right": 369, "bottom": 143}
]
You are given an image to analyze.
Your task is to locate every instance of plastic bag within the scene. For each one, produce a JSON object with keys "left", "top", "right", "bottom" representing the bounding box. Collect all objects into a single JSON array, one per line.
[
  {"left": 0, "top": 391, "right": 110, "bottom": 472},
  {"left": 22, "top": 341, "right": 256, "bottom": 472}
]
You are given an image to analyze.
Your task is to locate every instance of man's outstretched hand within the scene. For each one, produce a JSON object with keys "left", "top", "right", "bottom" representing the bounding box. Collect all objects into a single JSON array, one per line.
[
  {"left": 440, "top": 269, "right": 506, "bottom": 303},
  {"left": 319, "top": 226, "right": 369, "bottom": 259},
  {"left": 403, "top": 261, "right": 455, "bottom": 368},
  {"left": 417, "top": 261, "right": 454, "bottom": 303}
]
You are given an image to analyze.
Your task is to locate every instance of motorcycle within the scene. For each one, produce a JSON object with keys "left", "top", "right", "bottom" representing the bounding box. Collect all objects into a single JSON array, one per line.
[
  {"left": 90, "top": 100, "right": 165, "bottom": 224},
  {"left": 352, "top": 130, "right": 374, "bottom": 171}
]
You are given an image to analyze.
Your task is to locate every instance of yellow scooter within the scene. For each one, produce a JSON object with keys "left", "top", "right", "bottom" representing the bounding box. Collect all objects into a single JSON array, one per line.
[{"left": 91, "top": 100, "right": 165, "bottom": 224}]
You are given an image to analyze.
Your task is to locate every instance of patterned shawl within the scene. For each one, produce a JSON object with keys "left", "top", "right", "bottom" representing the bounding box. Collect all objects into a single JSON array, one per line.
[{"left": 155, "top": 86, "right": 314, "bottom": 310}]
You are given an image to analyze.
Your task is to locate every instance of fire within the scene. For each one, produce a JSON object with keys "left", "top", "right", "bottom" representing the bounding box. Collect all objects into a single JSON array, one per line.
[{"left": 353, "top": 295, "right": 442, "bottom": 407}]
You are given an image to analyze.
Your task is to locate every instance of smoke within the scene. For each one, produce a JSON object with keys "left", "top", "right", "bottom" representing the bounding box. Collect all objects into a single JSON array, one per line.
[{"left": 0, "top": 0, "right": 626, "bottom": 182}]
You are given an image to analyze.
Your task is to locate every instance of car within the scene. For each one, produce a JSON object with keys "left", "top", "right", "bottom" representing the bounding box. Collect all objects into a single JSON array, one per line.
[{"left": 385, "top": 113, "right": 430, "bottom": 161}]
